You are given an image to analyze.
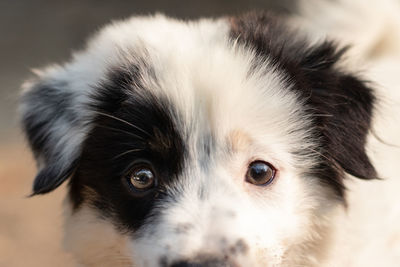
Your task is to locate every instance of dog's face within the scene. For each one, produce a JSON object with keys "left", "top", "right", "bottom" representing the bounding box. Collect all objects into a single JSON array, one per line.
[{"left": 21, "top": 13, "right": 376, "bottom": 267}]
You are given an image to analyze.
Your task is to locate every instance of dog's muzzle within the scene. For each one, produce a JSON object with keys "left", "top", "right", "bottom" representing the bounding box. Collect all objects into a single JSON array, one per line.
[{"left": 170, "top": 256, "right": 232, "bottom": 267}]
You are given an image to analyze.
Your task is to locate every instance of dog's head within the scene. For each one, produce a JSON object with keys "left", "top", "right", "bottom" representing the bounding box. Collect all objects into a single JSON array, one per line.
[{"left": 20, "top": 13, "right": 376, "bottom": 267}]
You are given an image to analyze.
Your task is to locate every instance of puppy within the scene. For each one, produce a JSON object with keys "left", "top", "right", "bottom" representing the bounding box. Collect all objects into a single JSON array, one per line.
[{"left": 20, "top": 1, "right": 400, "bottom": 266}]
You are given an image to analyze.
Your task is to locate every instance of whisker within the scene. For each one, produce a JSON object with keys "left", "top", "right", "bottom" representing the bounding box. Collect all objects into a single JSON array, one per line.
[
  {"left": 92, "top": 110, "right": 151, "bottom": 137},
  {"left": 304, "top": 147, "right": 333, "bottom": 163},
  {"left": 310, "top": 113, "right": 333, "bottom": 118},
  {"left": 113, "top": 148, "right": 144, "bottom": 160},
  {"left": 95, "top": 124, "right": 146, "bottom": 141}
]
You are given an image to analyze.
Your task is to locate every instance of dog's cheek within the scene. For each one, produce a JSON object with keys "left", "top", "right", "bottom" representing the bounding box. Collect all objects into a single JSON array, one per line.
[
  {"left": 278, "top": 175, "right": 340, "bottom": 266},
  {"left": 63, "top": 203, "right": 133, "bottom": 266},
  {"left": 250, "top": 167, "right": 340, "bottom": 266}
]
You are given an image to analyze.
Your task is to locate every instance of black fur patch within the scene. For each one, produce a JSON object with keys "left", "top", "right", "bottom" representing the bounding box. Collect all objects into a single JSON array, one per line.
[
  {"left": 21, "top": 80, "right": 82, "bottom": 195},
  {"left": 69, "top": 64, "right": 186, "bottom": 231},
  {"left": 230, "top": 12, "right": 377, "bottom": 199}
]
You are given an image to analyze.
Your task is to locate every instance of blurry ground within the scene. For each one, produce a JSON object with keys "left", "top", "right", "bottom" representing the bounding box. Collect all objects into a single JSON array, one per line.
[
  {"left": 0, "top": 139, "right": 75, "bottom": 266},
  {"left": 0, "top": 1, "right": 293, "bottom": 266}
]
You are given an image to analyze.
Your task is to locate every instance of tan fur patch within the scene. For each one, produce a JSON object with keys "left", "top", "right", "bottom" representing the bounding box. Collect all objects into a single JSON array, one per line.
[
  {"left": 228, "top": 129, "right": 252, "bottom": 152},
  {"left": 63, "top": 202, "right": 133, "bottom": 267}
]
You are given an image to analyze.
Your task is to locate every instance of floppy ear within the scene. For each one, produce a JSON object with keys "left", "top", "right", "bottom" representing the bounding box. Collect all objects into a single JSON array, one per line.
[
  {"left": 296, "top": 43, "right": 377, "bottom": 181},
  {"left": 20, "top": 68, "right": 91, "bottom": 195}
]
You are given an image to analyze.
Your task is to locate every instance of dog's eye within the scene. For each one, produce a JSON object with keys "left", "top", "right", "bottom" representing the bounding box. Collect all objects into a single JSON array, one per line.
[
  {"left": 245, "top": 161, "right": 276, "bottom": 186},
  {"left": 129, "top": 167, "right": 155, "bottom": 190}
]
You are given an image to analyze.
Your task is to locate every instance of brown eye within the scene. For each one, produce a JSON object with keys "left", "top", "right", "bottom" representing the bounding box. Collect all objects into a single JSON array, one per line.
[
  {"left": 129, "top": 167, "right": 155, "bottom": 190},
  {"left": 245, "top": 161, "right": 276, "bottom": 186}
]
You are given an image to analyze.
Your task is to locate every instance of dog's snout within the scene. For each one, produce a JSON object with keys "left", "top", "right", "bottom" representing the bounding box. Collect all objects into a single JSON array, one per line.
[{"left": 170, "top": 257, "right": 229, "bottom": 267}]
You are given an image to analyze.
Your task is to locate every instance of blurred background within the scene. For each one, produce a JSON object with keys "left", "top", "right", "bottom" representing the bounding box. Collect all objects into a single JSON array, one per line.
[{"left": 0, "top": 0, "right": 294, "bottom": 266}]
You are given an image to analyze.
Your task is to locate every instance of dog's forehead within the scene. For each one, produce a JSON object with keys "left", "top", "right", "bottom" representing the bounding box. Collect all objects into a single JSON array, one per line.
[
  {"left": 107, "top": 24, "right": 303, "bottom": 142},
  {"left": 79, "top": 15, "right": 316, "bottom": 181},
  {"left": 107, "top": 52, "right": 305, "bottom": 168}
]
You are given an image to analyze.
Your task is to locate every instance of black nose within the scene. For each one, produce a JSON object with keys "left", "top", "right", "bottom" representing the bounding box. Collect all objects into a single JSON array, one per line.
[{"left": 170, "top": 258, "right": 228, "bottom": 267}]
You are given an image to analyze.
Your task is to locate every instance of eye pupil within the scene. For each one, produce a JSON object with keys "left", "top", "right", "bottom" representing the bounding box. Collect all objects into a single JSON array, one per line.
[
  {"left": 130, "top": 168, "right": 155, "bottom": 190},
  {"left": 246, "top": 161, "right": 276, "bottom": 186},
  {"left": 250, "top": 163, "right": 268, "bottom": 178}
]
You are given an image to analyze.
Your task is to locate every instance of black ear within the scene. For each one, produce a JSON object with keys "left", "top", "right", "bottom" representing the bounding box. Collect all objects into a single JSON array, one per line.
[
  {"left": 296, "top": 43, "right": 377, "bottom": 181},
  {"left": 293, "top": 46, "right": 378, "bottom": 201},
  {"left": 230, "top": 12, "right": 377, "bottom": 197},
  {"left": 20, "top": 73, "right": 89, "bottom": 195}
]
